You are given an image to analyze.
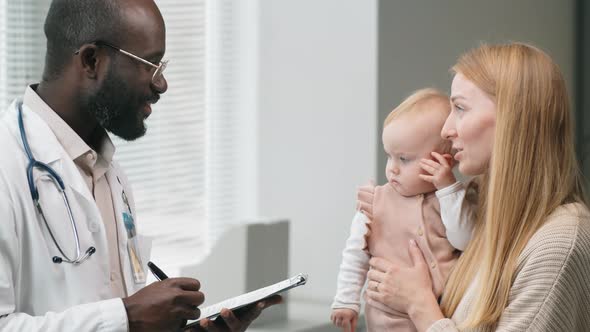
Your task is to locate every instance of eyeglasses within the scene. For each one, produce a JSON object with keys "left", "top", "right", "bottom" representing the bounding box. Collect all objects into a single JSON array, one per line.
[{"left": 75, "top": 42, "right": 168, "bottom": 83}]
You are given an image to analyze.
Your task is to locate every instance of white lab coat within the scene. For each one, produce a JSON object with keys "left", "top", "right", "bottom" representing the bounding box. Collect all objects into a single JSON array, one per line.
[{"left": 0, "top": 100, "right": 152, "bottom": 331}]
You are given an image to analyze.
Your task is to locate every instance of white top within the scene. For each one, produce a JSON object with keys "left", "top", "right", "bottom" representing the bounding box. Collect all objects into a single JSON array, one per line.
[
  {"left": 332, "top": 182, "right": 473, "bottom": 312},
  {"left": 435, "top": 181, "right": 472, "bottom": 251}
]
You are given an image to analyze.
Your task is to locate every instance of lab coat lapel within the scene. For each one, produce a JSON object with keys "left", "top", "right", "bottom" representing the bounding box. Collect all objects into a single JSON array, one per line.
[
  {"left": 62, "top": 159, "right": 103, "bottom": 225},
  {"left": 13, "top": 101, "right": 97, "bottom": 209},
  {"left": 11, "top": 101, "right": 104, "bottom": 259},
  {"left": 5, "top": 101, "right": 61, "bottom": 165}
]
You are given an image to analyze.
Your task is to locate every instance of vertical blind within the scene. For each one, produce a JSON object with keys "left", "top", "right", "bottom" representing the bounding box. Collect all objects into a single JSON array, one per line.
[
  {"left": 0, "top": 0, "right": 50, "bottom": 109},
  {"left": 0, "top": 0, "right": 254, "bottom": 275}
]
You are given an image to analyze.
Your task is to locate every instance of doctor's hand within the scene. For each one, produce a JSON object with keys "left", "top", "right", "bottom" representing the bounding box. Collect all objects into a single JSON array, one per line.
[
  {"left": 123, "top": 277, "right": 205, "bottom": 332},
  {"left": 187, "top": 295, "right": 282, "bottom": 332}
]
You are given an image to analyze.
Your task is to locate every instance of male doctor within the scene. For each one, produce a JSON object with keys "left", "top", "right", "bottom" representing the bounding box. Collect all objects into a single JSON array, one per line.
[{"left": 0, "top": 0, "right": 279, "bottom": 331}]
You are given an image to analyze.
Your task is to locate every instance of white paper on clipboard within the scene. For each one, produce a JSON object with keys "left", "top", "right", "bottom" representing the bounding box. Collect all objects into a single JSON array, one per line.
[{"left": 185, "top": 273, "right": 308, "bottom": 328}]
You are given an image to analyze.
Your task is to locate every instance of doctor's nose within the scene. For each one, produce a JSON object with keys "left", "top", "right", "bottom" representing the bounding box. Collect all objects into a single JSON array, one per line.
[{"left": 151, "top": 74, "right": 168, "bottom": 94}]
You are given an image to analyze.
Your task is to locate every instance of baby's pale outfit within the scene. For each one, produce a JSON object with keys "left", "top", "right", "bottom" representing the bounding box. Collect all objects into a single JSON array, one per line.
[{"left": 332, "top": 182, "right": 471, "bottom": 331}]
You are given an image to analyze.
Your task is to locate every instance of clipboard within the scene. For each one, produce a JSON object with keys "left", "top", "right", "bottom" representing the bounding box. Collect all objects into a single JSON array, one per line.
[{"left": 185, "top": 273, "right": 308, "bottom": 328}]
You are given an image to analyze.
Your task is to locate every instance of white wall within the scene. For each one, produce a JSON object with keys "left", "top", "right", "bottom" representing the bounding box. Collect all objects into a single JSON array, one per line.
[{"left": 257, "top": 0, "right": 378, "bottom": 303}]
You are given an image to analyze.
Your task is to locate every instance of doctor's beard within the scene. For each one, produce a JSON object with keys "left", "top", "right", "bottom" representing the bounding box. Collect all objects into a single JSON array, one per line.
[{"left": 81, "top": 64, "right": 153, "bottom": 141}]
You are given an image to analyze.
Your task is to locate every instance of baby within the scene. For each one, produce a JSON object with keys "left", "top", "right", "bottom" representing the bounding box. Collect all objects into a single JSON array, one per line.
[{"left": 331, "top": 88, "right": 473, "bottom": 332}]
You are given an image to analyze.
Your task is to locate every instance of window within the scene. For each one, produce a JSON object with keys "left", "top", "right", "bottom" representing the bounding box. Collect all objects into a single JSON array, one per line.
[
  {"left": 0, "top": 0, "right": 259, "bottom": 275},
  {"left": 0, "top": 0, "right": 50, "bottom": 109}
]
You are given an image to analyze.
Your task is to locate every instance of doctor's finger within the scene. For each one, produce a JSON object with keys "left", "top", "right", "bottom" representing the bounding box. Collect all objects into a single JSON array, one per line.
[
  {"left": 185, "top": 325, "right": 206, "bottom": 332},
  {"left": 177, "top": 290, "right": 206, "bottom": 307},
  {"left": 227, "top": 295, "right": 281, "bottom": 330},
  {"left": 168, "top": 277, "right": 202, "bottom": 291},
  {"left": 170, "top": 304, "right": 201, "bottom": 322},
  {"left": 217, "top": 308, "right": 244, "bottom": 331},
  {"left": 199, "top": 318, "right": 225, "bottom": 332}
]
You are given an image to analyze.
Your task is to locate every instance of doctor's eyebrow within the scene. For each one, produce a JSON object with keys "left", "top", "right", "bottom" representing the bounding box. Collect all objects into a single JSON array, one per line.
[{"left": 144, "top": 51, "right": 165, "bottom": 63}]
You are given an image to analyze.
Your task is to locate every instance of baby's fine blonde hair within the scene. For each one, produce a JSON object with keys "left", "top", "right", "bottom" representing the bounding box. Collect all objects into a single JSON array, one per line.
[
  {"left": 383, "top": 88, "right": 452, "bottom": 153},
  {"left": 383, "top": 88, "right": 451, "bottom": 127}
]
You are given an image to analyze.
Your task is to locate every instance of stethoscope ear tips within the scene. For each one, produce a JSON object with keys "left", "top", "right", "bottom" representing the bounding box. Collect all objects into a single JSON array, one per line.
[{"left": 52, "top": 247, "right": 96, "bottom": 264}]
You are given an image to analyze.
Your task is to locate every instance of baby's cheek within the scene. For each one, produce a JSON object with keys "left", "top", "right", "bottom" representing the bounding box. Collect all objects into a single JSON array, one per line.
[{"left": 384, "top": 168, "right": 392, "bottom": 182}]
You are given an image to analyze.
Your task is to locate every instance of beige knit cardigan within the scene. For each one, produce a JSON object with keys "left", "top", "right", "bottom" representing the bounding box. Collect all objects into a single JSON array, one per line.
[{"left": 428, "top": 203, "right": 590, "bottom": 332}]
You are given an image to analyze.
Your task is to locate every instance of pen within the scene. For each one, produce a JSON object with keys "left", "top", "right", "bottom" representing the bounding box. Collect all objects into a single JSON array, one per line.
[{"left": 147, "top": 261, "right": 169, "bottom": 281}]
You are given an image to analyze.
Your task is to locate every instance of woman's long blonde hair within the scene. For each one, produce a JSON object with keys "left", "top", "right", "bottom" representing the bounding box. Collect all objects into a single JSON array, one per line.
[{"left": 440, "top": 43, "right": 587, "bottom": 328}]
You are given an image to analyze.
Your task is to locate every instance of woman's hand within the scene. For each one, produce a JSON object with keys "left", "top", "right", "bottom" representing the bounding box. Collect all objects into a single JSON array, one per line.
[{"left": 366, "top": 240, "right": 444, "bottom": 331}]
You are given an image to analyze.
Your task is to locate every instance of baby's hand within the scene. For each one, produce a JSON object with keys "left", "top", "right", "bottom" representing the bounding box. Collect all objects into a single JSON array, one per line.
[
  {"left": 419, "top": 152, "right": 456, "bottom": 190},
  {"left": 331, "top": 308, "right": 358, "bottom": 332}
]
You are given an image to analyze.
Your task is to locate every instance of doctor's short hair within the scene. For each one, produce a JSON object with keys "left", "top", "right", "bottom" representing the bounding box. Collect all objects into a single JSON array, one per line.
[
  {"left": 383, "top": 88, "right": 451, "bottom": 127},
  {"left": 42, "top": 0, "right": 124, "bottom": 81}
]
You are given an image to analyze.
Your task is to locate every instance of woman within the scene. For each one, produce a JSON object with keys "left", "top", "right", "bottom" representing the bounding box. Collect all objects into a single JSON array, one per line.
[{"left": 364, "top": 42, "right": 590, "bottom": 331}]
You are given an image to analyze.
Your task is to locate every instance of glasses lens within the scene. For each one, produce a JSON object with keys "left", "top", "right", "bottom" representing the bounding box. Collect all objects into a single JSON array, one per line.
[{"left": 152, "top": 61, "right": 168, "bottom": 82}]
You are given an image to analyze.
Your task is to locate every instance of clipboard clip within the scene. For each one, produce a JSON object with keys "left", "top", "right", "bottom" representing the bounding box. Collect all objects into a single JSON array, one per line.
[{"left": 290, "top": 273, "right": 308, "bottom": 286}]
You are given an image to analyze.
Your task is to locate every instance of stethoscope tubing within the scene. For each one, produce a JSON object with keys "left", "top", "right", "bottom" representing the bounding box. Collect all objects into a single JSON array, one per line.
[{"left": 17, "top": 101, "right": 95, "bottom": 264}]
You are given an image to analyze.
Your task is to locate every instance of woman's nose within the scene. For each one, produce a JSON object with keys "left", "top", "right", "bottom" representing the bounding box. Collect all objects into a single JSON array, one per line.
[
  {"left": 443, "top": 128, "right": 458, "bottom": 140},
  {"left": 441, "top": 116, "right": 457, "bottom": 140}
]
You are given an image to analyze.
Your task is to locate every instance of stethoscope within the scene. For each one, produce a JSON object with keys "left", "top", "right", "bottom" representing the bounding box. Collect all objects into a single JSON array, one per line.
[{"left": 17, "top": 101, "right": 96, "bottom": 265}]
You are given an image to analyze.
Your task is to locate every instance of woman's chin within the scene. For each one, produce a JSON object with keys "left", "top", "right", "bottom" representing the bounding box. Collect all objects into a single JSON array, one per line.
[
  {"left": 457, "top": 162, "right": 472, "bottom": 176},
  {"left": 458, "top": 161, "right": 486, "bottom": 176}
]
